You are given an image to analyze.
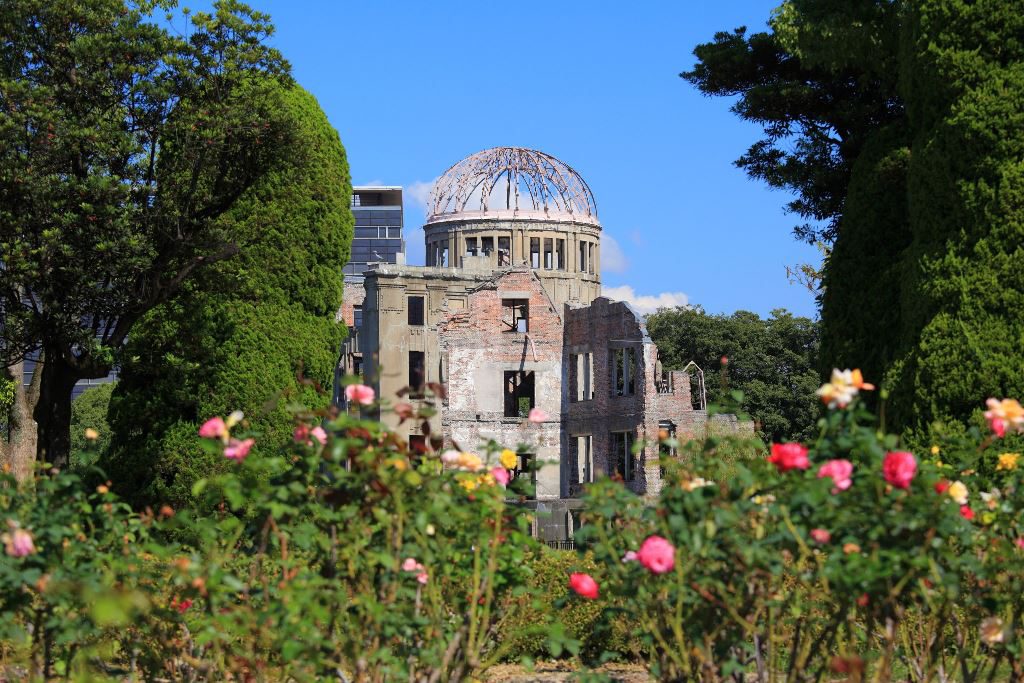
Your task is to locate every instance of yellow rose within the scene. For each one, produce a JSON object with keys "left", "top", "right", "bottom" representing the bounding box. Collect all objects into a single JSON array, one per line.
[
  {"left": 930, "top": 445, "right": 940, "bottom": 456},
  {"left": 499, "top": 449, "right": 518, "bottom": 470},
  {"left": 947, "top": 480, "right": 969, "bottom": 505},
  {"left": 459, "top": 477, "right": 478, "bottom": 492},
  {"left": 997, "top": 453, "right": 1020, "bottom": 471}
]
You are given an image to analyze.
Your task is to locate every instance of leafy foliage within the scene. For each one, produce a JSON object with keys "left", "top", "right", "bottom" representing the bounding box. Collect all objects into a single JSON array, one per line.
[
  {"left": 103, "top": 83, "right": 352, "bottom": 510},
  {"left": 886, "top": 0, "right": 1024, "bottom": 431},
  {"left": 0, "top": 0, "right": 294, "bottom": 465},
  {"left": 574, "top": 390, "right": 1016, "bottom": 681},
  {"left": 645, "top": 307, "right": 820, "bottom": 442},
  {"left": 1, "top": 390, "right": 545, "bottom": 681},
  {"left": 69, "top": 383, "right": 114, "bottom": 468}
]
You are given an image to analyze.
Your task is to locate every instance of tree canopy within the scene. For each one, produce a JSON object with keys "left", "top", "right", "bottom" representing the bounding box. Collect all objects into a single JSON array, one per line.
[
  {"left": 102, "top": 83, "right": 352, "bottom": 509},
  {"left": 0, "top": 0, "right": 294, "bottom": 471},
  {"left": 685, "top": 0, "right": 1024, "bottom": 435},
  {"left": 645, "top": 307, "right": 820, "bottom": 443}
]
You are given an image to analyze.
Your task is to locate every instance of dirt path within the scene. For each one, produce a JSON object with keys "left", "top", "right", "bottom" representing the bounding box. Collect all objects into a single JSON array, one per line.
[{"left": 485, "top": 661, "right": 652, "bottom": 682}]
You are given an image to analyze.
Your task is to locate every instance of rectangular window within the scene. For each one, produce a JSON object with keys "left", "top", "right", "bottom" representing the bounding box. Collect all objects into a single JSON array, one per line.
[
  {"left": 588, "top": 243, "right": 595, "bottom": 274},
  {"left": 543, "top": 238, "right": 553, "bottom": 269},
  {"left": 579, "top": 241, "right": 587, "bottom": 272},
  {"left": 586, "top": 352, "right": 593, "bottom": 400},
  {"left": 482, "top": 236, "right": 494, "bottom": 255},
  {"left": 610, "top": 348, "right": 636, "bottom": 396},
  {"left": 439, "top": 241, "right": 449, "bottom": 267},
  {"left": 498, "top": 236, "right": 511, "bottom": 266},
  {"left": 407, "top": 296, "right": 425, "bottom": 326},
  {"left": 530, "top": 237, "right": 540, "bottom": 268},
  {"left": 556, "top": 238, "right": 565, "bottom": 270},
  {"left": 409, "top": 351, "right": 425, "bottom": 397},
  {"left": 611, "top": 431, "right": 636, "bottom": 482},
  {"left": 501, "top": 299, "right": 529, "bottom": 333},
  {"left": 503, "top": 370, "right": 535, "bottom": 417},
  {"left": 512, "top": 453, "right": 536, "bottom": 499},
  {"left": 576, "top": 435, "right": 593, "bottom": 484},
  {"left": 353, "top": 305, "right": 363, "bottom": 329},
  {"left": 466, "top": 237, "right": 478, "bottom": 256}
]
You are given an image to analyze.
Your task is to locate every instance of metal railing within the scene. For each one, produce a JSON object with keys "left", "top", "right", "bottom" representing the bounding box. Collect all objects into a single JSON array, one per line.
[{"left": 546, "top": 540, "right": 576, "bottom": 551}]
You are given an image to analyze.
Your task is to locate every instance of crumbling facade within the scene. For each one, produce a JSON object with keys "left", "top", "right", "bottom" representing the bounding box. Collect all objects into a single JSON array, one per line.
[{"left": 341, "top": 147, "right": 750, "bottom": 540}]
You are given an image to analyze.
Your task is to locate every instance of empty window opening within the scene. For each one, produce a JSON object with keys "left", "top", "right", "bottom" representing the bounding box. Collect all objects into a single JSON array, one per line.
[
  {"left": 498, "top": 236, "right": 511, "bottom": 266},
  {"left": 502, "top": 299, "right": 529, "bottom": 333},
  {"left": 407, "top": 296, "right": 425, "bottom": 326},
  {"left": 481, "top": 236, "right": 494, "bottom": 256},
  {"left": 579, "top": 241, "right": 588, "bottom": 273},
  {"left": 588, "top": 243, "right": 595, "bottom": 274},
  {"left": 512, "top": 452, "right": 536, "bottom": 499},
  {"left": 575, "top": 435, "right": 593, "bottom": 484},
  {"left": 409, "top": 351, "right": 425, "bottom": 398},
  {"left": 530, "top": 237, "right": 540, "bottom": 268},
  {"left": 466, "top": 236, "right": 479, "bottom": 256},
  {"left": 503, "top": 370, "right": 535, "bottom": 417},
  {"left": 556, "top": 239, "right": 565, "bottom": 270},
  {"left": 439, "top": 241, "right": 449, "bottom": 267},
  {"left": 611, "top": 431, "right": 636, "bottom": 482},
  {"left": 611, "top": 348, "right": 636, "bottom": 397},
  {"left": 571, "top": 353, "right": 592, "bottom": 402},
  {"left": 658, "top": 420, "right": 677, "bottom": 477},
  {"left": 543, "top": 238, "right": 553, "bottom": 269}
]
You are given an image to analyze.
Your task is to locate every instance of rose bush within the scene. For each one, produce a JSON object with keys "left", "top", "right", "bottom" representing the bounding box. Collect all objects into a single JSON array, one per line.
[
  {"left": 0, "top": 384, "right": 554, "bottom": 681},
  {"left": 571, "top": 371, "right": 1022, "bottom": 681}
]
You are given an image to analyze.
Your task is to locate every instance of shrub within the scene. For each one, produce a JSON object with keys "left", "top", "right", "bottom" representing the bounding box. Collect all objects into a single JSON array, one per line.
[{"left": 574, "top": 371, "right": 1016, "bottom": 681}]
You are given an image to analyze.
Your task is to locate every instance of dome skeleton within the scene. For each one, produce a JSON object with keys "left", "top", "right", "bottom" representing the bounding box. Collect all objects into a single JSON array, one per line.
[{"left": 427, "top": 147, "right": 598, "bottom": 223}]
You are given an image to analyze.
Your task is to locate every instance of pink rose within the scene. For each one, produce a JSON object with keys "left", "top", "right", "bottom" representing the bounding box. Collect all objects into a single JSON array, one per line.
[
  {"left": 768, "top": 443, "right": 810, "bottom": 472},
  {"left": 528, "top": 407, "right": 548, "bottom": 423},
  {"left": 636, "top": 535, "right": 676, "bottom": 574},
  {"left": 622, "top": 550, "right": 638, "bottom": 563},
  {"left": 224, "top": 438, "right": 255, "bottom": 462},
  {"left": 440, "top": 450, "right": 461, "bottom": 465},
  {"left": 817, "top": 459, "right": 853, "bottom": 493},
  {"left": 402, "top": 558, "right": 421, "bottom": 572},
  {"left": 1015, "top": 537, "right": 1024, "bottom": 550},
  {"left": 810, "top": 528, "right": 831, "bottom": 544},
  {"left": 311, "top": 426, "right": 328, "bottom": 446},
  {"left": 416, "top": 572, "right": 429, "bottom": 585},
  {"left": 4, "top": 528, "right": 35, "bottom": 558},
  {"left": 198, "top": 416, "right": 227, "bottom": 441},
  {"left": 991, "top": 418, "right": 1007, "bottom": 438},
  {"left": 293, "top": 425, "right": 309, "bottom": 443},
  {"left": 569, "top": 572, "right": 599, "bottom": 599},
  {"left": 490, "top": 466, "right": 510, "bottom": 487},
  {"left": 345, "top": 384, "right": 376, "bottom": 406},
  {"left": 882, "top": 451, "right": 917, "bottom": 489}
]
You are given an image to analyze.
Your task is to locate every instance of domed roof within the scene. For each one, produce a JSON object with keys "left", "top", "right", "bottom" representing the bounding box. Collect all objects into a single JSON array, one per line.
[{"left": 426, "top": 147, "right": 599, "bottom": 225}]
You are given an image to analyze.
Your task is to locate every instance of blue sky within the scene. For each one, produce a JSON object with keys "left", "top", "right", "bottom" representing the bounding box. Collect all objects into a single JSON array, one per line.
[{"left": 194, "top": 0, "right": 823, "bottom": 318}]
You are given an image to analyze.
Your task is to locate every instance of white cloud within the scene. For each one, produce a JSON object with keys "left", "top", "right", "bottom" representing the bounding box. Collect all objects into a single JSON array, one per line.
[
  {"left": 357, "top": 178, "right": 384, "bottom": 187},
  {"left": 405, "top": 178, "right": 437, "bottom": 218},
  {"left": 601, "top": 233, "right": 629, "bottom": 274},
  {"left": 601, "top": 285, "right": 689, "bottom": 316}
]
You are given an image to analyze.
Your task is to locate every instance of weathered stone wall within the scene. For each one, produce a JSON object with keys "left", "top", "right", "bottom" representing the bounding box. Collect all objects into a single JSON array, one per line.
[{"left": 439, "top": 266, "right": 564, "bottom": 499}]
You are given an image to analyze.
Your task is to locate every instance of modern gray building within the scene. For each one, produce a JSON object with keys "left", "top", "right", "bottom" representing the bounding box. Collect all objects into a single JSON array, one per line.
[{"left": 345, "top": 186, "right": 405, "bottom": 280}]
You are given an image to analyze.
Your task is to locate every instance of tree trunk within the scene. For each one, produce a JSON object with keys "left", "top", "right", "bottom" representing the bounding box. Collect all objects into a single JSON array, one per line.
[
  {"left": 33, "top": 351, "right": 80, "bottom": 470},
  {"left": 2, "top": 359, "right": 41, "bottom": 483}
]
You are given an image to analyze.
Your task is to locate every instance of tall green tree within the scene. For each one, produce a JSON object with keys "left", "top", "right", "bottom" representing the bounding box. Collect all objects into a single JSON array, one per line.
[
  {"left": 646, "top": 307, "right": 820, "bottom": 442},
  {"left": 887, "top": 0, "right": 1024, "bottom": 430},
  {"left": 0, "top": 0, "right": 293, "bottom": 475},
  {"left": 102, "top": 84, "right": 351, "bottom": 509},
  {"left": 685, "top": 0, "right": 1024, "bottom": 432}
]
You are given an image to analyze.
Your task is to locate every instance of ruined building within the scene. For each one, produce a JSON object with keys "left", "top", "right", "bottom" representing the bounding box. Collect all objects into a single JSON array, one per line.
[{"left": 339, "top": 148, "right": 746, "bottom": 540}]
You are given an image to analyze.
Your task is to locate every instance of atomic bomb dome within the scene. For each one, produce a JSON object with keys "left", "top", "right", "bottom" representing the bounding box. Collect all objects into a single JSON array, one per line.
[{"left": 426, "top": 147, "right": 599, "bottom": 225}]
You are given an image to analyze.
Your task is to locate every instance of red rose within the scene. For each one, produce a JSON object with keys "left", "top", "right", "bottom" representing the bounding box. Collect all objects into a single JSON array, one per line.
[
  {"left": 882, "top": 451, "right": 917, "bottom": 489},
  {"left": 568, "top": 572, "right": 599, "bottom": 600},
  {"left": 768, "top": 443, "right": 810, "bottom": 472}
]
